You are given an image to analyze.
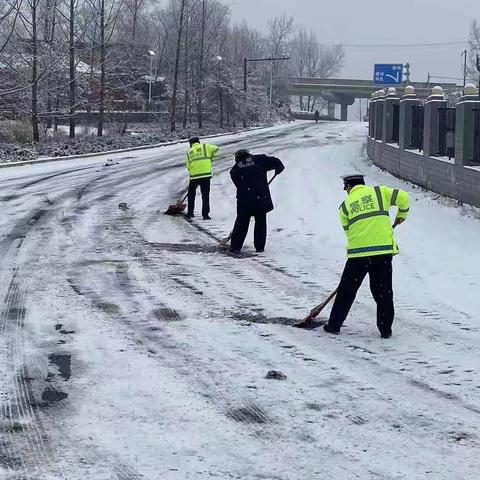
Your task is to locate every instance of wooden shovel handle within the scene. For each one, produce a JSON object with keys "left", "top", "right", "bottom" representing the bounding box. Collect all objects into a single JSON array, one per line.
[{"left": 306, "top": 287, "right": 338, "bottom": 321}]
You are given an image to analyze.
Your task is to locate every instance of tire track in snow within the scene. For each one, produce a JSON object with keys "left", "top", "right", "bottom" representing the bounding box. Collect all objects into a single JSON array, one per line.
[
  {"left": 1, "top": 172, "right": 150, "bottom": 479},
  {"left": 64, "top": 241, "right": 279, "bottom": 441},
  {"left": 0, "top": 257, "right": 52, "bottom": 478}
]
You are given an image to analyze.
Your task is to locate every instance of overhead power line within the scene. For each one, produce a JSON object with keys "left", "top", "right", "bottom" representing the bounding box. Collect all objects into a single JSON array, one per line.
[
  {"left": 428, "top": 75, "right": 465, "bottom": 81},
  {"left": 325, "top": 41, "right": 468, "bottom": 49}
]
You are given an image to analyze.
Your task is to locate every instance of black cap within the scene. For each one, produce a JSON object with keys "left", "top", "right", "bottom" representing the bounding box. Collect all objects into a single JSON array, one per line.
[
  {"left": 189, "top": 137, "right": 200, "bottom": 146},
  {"left": 341, "top": 173, "right": 365, "bottom": 183},
  {"left": 235, "top": 148, "right": 250, "bottom": 161}
]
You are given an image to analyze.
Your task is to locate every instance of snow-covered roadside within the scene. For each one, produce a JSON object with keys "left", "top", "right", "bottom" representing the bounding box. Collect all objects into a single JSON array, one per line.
[
  {"left": 0, "top": 121, "right": 287, "bottom": 167},
  {"left": 1, "top": 121, "right": 479, "bottom": 479}
]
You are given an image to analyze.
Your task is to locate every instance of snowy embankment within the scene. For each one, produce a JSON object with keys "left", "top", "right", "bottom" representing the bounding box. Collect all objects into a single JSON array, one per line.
[
  {"left": 0, "top": 121, "right": 276, "bottom": 165},
  {"left": 0, "top": 121, "right": 479, "bottom": 479}
]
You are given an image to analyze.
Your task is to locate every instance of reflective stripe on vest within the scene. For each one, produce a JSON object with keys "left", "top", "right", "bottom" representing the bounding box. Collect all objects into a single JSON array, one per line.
[
  {"left": 347, "top": 244, "right": 395, "bottom": 255},
  {"left": 349, "top": 210, "right": 389, "bottom": 226},
  {"left": 391, "top": 188, "right": 399, "bottom": 206},
  {"left": 190, "top": 172, "right": 212, "bottom": 179}
]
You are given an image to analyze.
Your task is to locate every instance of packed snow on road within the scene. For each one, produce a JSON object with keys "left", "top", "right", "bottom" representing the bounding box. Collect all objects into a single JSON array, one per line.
[{"left": 1, "top": 121, "right": 479, "bottom": 479}]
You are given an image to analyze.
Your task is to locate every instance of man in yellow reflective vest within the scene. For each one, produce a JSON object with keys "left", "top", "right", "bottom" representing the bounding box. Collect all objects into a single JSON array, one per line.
[
  {"left": 321, "top": 174, "right": 410, "bottom": 338},
  {"left": 186, "top": 137, "right": 220, "bottom": 219}
]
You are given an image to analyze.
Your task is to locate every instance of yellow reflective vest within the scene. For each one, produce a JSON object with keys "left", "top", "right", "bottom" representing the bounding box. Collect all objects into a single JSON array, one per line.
[
  {"left": 186, "top": 143, "right": 220, "bottom": 180},
  {"left": 339, "top": 185, "right": 410, "bottom": 258}
]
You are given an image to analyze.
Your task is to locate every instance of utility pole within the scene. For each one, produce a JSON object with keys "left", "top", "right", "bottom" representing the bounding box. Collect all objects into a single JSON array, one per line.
[
  {"left": 243, "top": 56, "right": 290, "bottom": 127},
  {"left": 462, "top": 49, "right": 467, "bottom": 88},
  {"left": 404, "top": 62, "right": 411, "bottom": 85}
]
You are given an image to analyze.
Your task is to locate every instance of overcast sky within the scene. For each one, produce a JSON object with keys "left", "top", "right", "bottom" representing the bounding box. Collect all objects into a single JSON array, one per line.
[{"left": 227, "top": 0, "right": 477, "bottom": 84}]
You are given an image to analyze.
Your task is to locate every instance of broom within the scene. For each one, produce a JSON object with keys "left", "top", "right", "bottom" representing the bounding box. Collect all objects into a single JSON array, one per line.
[
  {"left": 292, "top": 288, "right": 338, "bottom": 329},
  {"left": 293, "top": 223, "right": 401, "bottom": 329},
  {"left": 164, "top": 192, "right": 188, "bottom": 216}
]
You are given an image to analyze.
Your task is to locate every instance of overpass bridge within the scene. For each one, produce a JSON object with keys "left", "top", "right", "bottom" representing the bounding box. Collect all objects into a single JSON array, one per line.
[{"left": 287, "top": 78, "right": 460, "bottom": 120}]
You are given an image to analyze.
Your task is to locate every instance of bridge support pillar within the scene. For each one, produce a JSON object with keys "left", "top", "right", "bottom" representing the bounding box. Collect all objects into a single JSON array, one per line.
[
  {"left": 340, "top": 104, "right": 348, "bottom": 121},
  {"left": 327, "top": 102, "right": 336, "bottom": 119}
]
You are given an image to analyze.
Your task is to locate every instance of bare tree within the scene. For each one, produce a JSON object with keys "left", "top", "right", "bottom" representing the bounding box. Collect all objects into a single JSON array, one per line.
[
  {"left": 195, "top": 0, "right": 206, "bottom": 129},
  {"left": 468, "top": 20, "right": 480, "bottom": 85},
  {"left": 123, "top": 0, "right": 145, "bottom": 43},
  {"left": 169, "top": 0, "right": 186, "bottom": 131},
  {"left": 290, "top": 27, "right": 344, "bottom": 111},
  {"left": 0, "top": 1, "right": 345, "bottom": 145},
  {"left": 9, "top": 0, "right": 46, "bottom": 141},
  {"left": 68, "top": 0, "right": 78, "bottom": 137},
  {"left": 268, "top": 14, "right": 294, "bottom": 56},
  {"left": 182, "top": 7, "right": 191, "bottom": 129},
  {"left": 0, "top": 0, "right": 22, "bottom": 54},
  {"left": 266, "top": 14, "right": 294, "bottom": 108},
  {"left": 85, "top": 0, "right": 123, "bottom": 136}
]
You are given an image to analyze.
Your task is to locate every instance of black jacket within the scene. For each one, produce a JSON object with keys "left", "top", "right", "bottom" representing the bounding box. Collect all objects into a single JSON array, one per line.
[{"left": 230, "top": 154, "right": 285, "bottom": 213}]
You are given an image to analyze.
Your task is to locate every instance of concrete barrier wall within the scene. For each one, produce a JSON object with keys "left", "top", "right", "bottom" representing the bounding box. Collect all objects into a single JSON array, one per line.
[
  {"left": 367, "top": 138, "right": 480, "bottom": 207},
  {"left": 367, "top": 84, "right": 480, "bottom": 208}
]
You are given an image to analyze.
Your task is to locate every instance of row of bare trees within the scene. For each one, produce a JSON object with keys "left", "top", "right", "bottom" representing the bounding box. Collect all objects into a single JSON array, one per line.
[{"left": 0, "top": 0, "right": 345, "bottom": 142}]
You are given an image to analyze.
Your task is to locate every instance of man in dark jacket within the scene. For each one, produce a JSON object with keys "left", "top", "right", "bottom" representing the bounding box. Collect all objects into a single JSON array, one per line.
[{"left": 229, "top": 149, "right": 285, "bottom": 253}]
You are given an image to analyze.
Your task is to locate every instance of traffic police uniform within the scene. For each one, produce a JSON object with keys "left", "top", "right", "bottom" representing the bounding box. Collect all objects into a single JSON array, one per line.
[
  {"left": 229, "top": 149, "right": 285, "bottom": 252},
  {"left": 325, "top": 174, "right": 410, "bottom": 338},
  {"left": 186, "top": 138, "right": 220, "bottom": 218}
]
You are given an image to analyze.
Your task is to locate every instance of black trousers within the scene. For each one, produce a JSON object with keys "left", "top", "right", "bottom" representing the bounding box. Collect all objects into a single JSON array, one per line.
[
  {"left": 327, "top": 254, "right": 394, "bottom": 335},
  {"left": 230, "top": 207, "right": 267, "bottom": 252},
  {"left": 187, "top": 178, "right": 210, "bottom": 217}
]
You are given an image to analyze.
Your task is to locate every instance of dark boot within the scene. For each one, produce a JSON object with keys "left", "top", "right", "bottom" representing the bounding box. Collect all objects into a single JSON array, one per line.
[{"left": 323, "top": 324, "right": 340, "bottom": 335}]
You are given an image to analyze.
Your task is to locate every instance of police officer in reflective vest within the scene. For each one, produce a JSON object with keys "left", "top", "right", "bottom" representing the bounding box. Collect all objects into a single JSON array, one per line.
[
  {"left": 321, "top": 174, "right": 410, "bottom": 338},
  {"left": 229, "top": 149, "right": 285, "bottom": 253},
  {"left": 186, "top": 137, "right": 220, "bottom": 219}
]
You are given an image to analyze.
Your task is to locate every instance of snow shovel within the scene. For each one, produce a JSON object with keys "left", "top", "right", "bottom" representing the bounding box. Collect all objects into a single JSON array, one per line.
[
  {"left": 164, "top": 192, "right": 188, "bottom": 216},
  {"left": 219, "top": 173, "right": 279, "bottom": 246},
  {"left": 219, "top": 231, "right": 233, "bottom": 247},
  {"left": 292, "top": 288, "right": 338, "bottom": 329},
  {"left": 293, "top": 223, "right": 401, "bottom": 329}
]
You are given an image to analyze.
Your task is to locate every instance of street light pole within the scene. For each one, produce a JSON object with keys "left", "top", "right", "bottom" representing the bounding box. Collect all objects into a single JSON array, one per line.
[
  {"left": 243, "top": 57, "right": 248, "bottom": 93},
  {"left": 214, "top": 56, "right": 223, "bottom": 127},
  {"left": 269, "top": 61, "right": 274, "bottom": 115},
  {"left": 148, "top": 50, "right": 155, "bottom": 111},
  {"left": 243, "top": 57, "right": 247, "bottom": 127}
]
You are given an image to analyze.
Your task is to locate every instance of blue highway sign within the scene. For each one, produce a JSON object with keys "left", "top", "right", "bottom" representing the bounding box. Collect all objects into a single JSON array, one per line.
[{"left": 374, "top": 64, "right": 404, "bottom": 85}]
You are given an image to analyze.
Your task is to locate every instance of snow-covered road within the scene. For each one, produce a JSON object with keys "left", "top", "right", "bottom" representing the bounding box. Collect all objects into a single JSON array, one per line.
[{"left": 1, "top": 121, "right": 479, "bottom": 479}]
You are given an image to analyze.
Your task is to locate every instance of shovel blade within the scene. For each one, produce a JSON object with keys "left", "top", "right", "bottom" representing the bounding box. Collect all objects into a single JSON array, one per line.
[
  {"left": 219, "top": 236, "right": 231, "bottom": 246},
  {"left": 292, "top": 318, "right": 325, "bottom": 330},
  {"left": 164, "top": 203, "right": 187, "bottom": 215}
]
